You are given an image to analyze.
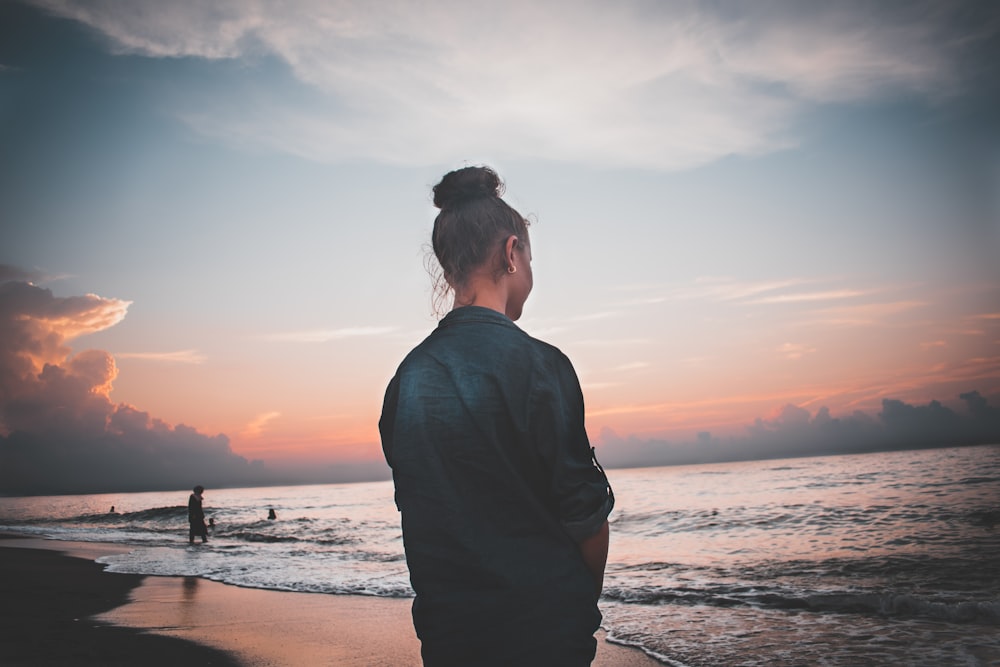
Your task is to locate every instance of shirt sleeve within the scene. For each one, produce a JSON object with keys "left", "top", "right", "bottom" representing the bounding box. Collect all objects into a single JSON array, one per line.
[{"left": 531, "top": 352, "right": 614, "bottom": 543}]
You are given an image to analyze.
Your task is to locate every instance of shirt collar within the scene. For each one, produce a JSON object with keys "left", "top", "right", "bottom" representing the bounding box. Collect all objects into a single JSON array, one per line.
[{"left": 438, "top": 305, "right": 518, "bottom": 330}]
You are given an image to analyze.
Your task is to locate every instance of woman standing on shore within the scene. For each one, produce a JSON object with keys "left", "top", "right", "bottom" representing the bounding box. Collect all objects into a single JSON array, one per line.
[
  {"left": 380, "top": 166, "right": 614, "bottom": 666},
  {"left": 188, "top": 485, "right": 208, "bottom": 545}
]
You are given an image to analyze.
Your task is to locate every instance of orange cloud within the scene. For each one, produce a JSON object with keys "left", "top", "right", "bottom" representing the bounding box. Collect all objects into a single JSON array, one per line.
[
  {"left": 0, "top": 279, "right": 130, "bottom": 384},
  {"left": 242, "top": 411, "right": 282, "bottom": 438},
  {"left": 0, "top": 271, "right": 261, "bottom": 495}
]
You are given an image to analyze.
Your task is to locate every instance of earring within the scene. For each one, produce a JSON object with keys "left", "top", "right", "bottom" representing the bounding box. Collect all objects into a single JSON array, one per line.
[{"left": 507, "top": 265, "right": 517, "bottom": 274}]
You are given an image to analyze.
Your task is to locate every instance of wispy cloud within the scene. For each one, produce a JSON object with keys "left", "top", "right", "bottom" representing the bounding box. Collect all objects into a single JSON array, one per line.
[
  {"left": 800, "top": 300, "right": 929, "bottom": 327},
  {"left": 262, "top": 326, "right": 396, "bottom": 343},
  {"left": 574, "top": 337, "right": 653, "bottom": 347},
  {"left": 613, "top": 362, "right": 650, "bottom": 372},
  {"left": 621, "top": 296, "right": 667, "bottom": 306},
  {"left": 746, "top": 289, "right": 869, "bottom": 305},
  {"left": 668, "top": 276, "right": 927, "bottom": 327},
  {"left": 580, "top": 381, "right": 623, "bottom": 391},
  {"left": 243, "top": 411, "right": 281, "bottom": 437},
  {"left": 815, "top": 299, "right": 927, "bottom": 316},
  {"left": 29, "top": 0, "right": 987, "bottom": 169},
  {"left": 117, "top": 349, "right": 207, "bottom": 364},
  {"left": 527, "top": 326, "right": 569, "bottom": 338},
  {"left": 572, "top": 311, "right": 619, "bottom": 322},
  {"left": 663, "top": 277, "right": 810, "bottom": 303},
  {"left": 777, "top": 342, "right": 816, "bottom": 361},
  {"left": 678, "top": 356, "right": 715, "bottom": 367}
]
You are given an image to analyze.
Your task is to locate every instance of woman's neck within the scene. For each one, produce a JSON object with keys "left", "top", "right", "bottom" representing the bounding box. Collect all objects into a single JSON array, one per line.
[{"left": 452, "top": 273, "right": 509, "bottom": 317}]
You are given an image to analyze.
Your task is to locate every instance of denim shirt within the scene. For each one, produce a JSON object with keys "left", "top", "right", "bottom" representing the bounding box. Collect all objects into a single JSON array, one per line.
[{"left": 380, "top": 306, "right": 614, "bottom": 663}]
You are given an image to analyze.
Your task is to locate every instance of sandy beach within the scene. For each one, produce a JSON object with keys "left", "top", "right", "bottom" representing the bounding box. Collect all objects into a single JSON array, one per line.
[{"left": 1, "top": 537, "right": 661, "bottom": 666}]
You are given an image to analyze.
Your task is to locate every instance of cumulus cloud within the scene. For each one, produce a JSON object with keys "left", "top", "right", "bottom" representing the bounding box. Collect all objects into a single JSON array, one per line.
[
  {"left": 598, "top": 390, "right": 1000, "bottom": 469},
  {"left": 0, "top": 278, "right": 130, "bottom": 405},
  {"left": 28, "top": 0, "right": 994, "bottom": 169},
  {"left": 0, "top": 272, "right": 267, "bottom": 495}
]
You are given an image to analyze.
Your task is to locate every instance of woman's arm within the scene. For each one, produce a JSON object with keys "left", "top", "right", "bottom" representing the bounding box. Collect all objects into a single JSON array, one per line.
[{"left": 578, "top": 519, "right": 610, "bottom": 597}]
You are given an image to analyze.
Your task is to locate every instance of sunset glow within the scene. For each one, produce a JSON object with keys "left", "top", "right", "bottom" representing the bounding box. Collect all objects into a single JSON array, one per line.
[{"left": 1, "top": 0, "right": 998, "bottom": 493}]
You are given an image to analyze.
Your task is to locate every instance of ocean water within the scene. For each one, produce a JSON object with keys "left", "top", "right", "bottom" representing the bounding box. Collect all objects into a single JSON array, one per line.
[{"left": 2, "top": 444, "right": 998, "bottom": 666}]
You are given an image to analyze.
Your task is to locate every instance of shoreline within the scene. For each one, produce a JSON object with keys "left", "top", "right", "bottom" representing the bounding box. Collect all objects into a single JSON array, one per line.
[
  {"left": 0, "top": 537, "right": 238, "bottom": 666},
  {"left": 1, "top": 536, "right": 663, "bottom": 666}
]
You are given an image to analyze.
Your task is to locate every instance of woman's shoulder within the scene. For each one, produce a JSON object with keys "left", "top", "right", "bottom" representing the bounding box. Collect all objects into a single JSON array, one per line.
[
  {"left": 389, "top": 310, "right": 576, "bottom": 377},
  {"left": 524, "top": 332, "right": 569, "bottom": 361}
]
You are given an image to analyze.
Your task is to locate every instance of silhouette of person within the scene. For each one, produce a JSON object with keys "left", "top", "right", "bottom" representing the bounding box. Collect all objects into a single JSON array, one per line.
[
  {"left": 380, "top": 166, "right": 614, "bottom": 666},
  {"left": 109, "top": 506, "right": 115, "bottom": 513},
  {"left": 188, "top": 485, "right": 208, "bottom": 544},
  {"left": 267, "top": 507, "right": 277, "bottom": 520}
]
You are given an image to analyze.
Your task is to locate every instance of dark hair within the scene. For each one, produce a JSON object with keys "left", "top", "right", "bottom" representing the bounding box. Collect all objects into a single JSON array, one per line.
[
  {"left": 194, "top": 485, "right": 204, "bottom": 493},
  {"left": 429, "top": 166, "right": 529, "bottom": 311}
]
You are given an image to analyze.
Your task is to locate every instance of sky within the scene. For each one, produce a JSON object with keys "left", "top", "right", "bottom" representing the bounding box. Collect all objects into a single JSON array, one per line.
[{"left": 1, "top": 0, "right": 999, "bottom": 494}]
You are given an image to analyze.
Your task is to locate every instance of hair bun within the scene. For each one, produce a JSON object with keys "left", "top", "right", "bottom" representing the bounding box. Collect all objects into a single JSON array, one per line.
[{"left": 432, "top": 166, "right": 504, "bottom": 210}]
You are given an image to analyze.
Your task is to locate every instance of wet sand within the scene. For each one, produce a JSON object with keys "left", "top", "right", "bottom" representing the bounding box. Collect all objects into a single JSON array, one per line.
[
  {"left": 1, "top": 537, "right": 662, "bottom": 666},
  {"left": 0, "top": 539, "right": 237, "bottom": 666}
]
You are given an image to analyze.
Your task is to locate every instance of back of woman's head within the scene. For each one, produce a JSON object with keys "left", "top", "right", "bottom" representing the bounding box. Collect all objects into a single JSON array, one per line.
[{"left": 431, "top": 166, "right": 528, "bottom": 295}]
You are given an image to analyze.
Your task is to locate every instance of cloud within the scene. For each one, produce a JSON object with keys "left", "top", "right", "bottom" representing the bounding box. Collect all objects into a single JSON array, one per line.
[
  {"left": 572, "top": 311, "right": 620, "bottom": 322},
  {"left": 805, "top": 300, "right": 928, "bottom": 326},
  {"left": 613, "top": 362, "right": 650, "bottom": 372},
  {"left": 574, "top": 338, "right": 653, "bottom": 348},
  {"left": 667, "top": 277, "right": 812, "bottom": 303},
  {"left": 28, "top": 0, "right": 992, "bottom": 169},
  {"left": 581, "top": 381, "right": 624, "bottom": 392},
  {"left": 746, "top": 289, "right": 870, "bottom": 305},
  {"left": 116, "top": 349, "right": 207, "bottom": 364},
  {"left": 656, "top": 277, "right": 936, "bottom": 329},
  {"left": 0, "top": 271, "right": 268, "bottom": 495},
  {"left": 0, "top": 264, "right": 45, "bottom": 284},
  {"left": 597, "top": 391, "right": 1000, "bottom": 469},
  {"left": 622, "top": 296, "right": 667, "bottom": 307},
  {"left": 261, "top": 325, "right": 396, "bottom": 343},
  {"left": 242, "top": 411, "right": 281, "bottom": 437},
  {"left": 0, "top": 279, "right": 130, "bottom": 404},
  {"left": 777, "top": 342, "right": 816, "bottom": 360}
]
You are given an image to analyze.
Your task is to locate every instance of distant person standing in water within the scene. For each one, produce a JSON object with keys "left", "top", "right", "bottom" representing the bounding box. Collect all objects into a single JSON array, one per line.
[
  {"left": 188, "top": 485, "right": 208, "bottom": 544},
  {"left": 380, "top": 166, "right": 614, "bottom": 666}
]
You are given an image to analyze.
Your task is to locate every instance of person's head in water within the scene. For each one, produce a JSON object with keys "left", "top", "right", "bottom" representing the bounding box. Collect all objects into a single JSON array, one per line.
[
  {"left": 193, "top": 485, "right": 204, "bottom": 495},
  {"left": 430, "top": 166, "right": 533, "bottom": 320}
]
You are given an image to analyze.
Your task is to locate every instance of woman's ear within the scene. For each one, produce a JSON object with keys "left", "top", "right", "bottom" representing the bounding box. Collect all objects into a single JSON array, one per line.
[{"left": 504, "top": 235, "right": 519, "bottom": 271}]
